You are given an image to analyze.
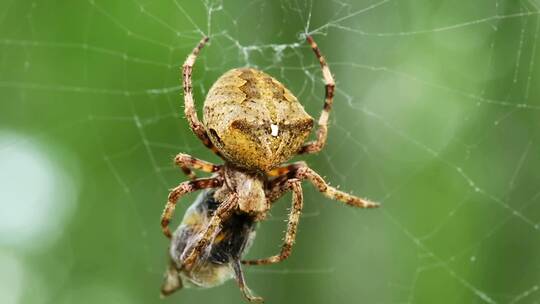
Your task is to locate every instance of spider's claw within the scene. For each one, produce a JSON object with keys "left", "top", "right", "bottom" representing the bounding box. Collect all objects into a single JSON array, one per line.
[
  {"left": 246, "top": 295, "right": 264, "bottom": 303},
  {"left": 297, "top": 31, "right": 308, "bottom": 41},
  {"left": 348, "top": 197, "right": 380, "bottom": 209},
  {"left": 241, "top": 287, "right": 264, "bottom": 303},
  {"left": 366, "top": 200, "right": 381, "bottom": 208}
]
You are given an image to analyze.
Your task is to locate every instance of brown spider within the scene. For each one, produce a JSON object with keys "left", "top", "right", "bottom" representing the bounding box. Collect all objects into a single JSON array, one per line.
[{"left": 160, "top": 35, "right": 379, "bottom": 302}]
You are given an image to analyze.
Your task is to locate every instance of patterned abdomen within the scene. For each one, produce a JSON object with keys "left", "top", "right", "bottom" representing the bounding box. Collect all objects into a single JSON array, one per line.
[{"left": 203, "top": 68, "right": 313, "bottom": 171}]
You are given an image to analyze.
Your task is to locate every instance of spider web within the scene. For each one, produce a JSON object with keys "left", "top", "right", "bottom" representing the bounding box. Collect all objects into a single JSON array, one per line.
[{"left": 1, "top": 0, "right": 540, "bottom": 303}]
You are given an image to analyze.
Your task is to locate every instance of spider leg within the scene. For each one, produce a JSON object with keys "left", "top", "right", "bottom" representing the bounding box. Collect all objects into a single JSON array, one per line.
[
  {"left": 174, "top": 153, "right": 221, "bottom": 180},
  {"left": 161, "top": 177, "right": 222, "bottom": 238},
  {"left": 243, "top": 180, "right": 303, "bottom": 266},
  {"left": 183, "top": 36, "right": 223, "bottom": 158},
  {"left": 269, "top": 162, "right": 379, "bottom": 208},
  {"left": 181, "top": 195, "right": 237, "bottom": 271},
  {"left": 298, "top": 35, "right": 335, "bottom": 155},
  {"left": 231, "top": 259, "right": 264, "bottom": 302}
]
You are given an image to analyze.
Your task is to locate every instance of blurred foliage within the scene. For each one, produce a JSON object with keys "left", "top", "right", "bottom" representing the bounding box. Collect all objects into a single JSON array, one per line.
[{"left": 1, "top": 1, "right": 540, "bottom": 304}]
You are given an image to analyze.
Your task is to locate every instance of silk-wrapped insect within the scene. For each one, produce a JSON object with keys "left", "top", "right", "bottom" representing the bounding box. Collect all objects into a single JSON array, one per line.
[{"left": 161, "top": 189, "right": 261, "bottom": 302}]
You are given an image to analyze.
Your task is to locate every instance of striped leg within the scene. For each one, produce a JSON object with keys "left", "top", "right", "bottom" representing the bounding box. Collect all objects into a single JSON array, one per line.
[
  {"left": 183, "top": 36, "right": 223, "bottom": 158},
  {"left": 268, "top": 162, "right": 379, "bottom": 208},
  {"left": 181, "top": 195, "right": 237, "bottom": 271},
  {"left": 299, "top": 35, "right": 335, "bottom": 154},
  {"left": 243, "top": 181, "right": 303, "bottom": 266},
  {"left": 161, "top": 177, "right": 222, "bottom": 238},
  {"left": 231, "top": 259, "right": 264, "bottom": 302},
  {"left": 174, "top": 153, "right": 221, "bottom": 180}
]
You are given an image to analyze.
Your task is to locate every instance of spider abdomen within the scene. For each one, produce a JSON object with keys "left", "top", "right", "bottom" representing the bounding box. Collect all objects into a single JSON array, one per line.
[{"left": 203, "top": 68, "right": 313, "bottom": 171}]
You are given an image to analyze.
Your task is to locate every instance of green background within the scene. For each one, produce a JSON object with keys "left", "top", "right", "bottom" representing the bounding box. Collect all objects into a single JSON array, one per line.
[{"left": 1, "top": 1, "right": 539, "bottom": 303}]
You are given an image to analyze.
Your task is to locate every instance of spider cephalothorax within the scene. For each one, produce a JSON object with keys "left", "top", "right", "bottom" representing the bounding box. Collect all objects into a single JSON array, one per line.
[{"left": 161, "top": 35, "right": 379, "bottom": 303}]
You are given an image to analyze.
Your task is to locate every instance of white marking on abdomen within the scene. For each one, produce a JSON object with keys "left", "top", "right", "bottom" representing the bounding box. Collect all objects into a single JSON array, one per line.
[{"left": 270, "top": 124, "right": 279, "bottom": 137}]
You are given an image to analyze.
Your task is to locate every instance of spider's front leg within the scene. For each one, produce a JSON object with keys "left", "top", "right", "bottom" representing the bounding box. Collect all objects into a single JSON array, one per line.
[
  {"left": 174, "top": 153, "right": 221, "bottom": 180},
  {"left": 183, "top": 36, "right": 223, "bottom": 158},
  {"left": 298, "top": 35, "right": 335, "bottom": 155},
  {"left": 181, "top": 195, "right": 238, "bottom": 271},
  {"left": 161, "top": 177, "right": 222, "bottom": 238},
  {"left": 242, "top": 180, "right": 303, "bottom": 266}
]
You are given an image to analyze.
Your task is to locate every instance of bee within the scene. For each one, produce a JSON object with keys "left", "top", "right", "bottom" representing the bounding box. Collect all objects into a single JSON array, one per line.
[{"left": 161, "top": 188, "right": 261, "bottom": 302}]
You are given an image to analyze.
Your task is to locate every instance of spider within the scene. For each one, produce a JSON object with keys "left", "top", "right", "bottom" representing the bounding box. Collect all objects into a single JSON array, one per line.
[{"left": 160, "top": 34, "right": 379, "bottom": 302}]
